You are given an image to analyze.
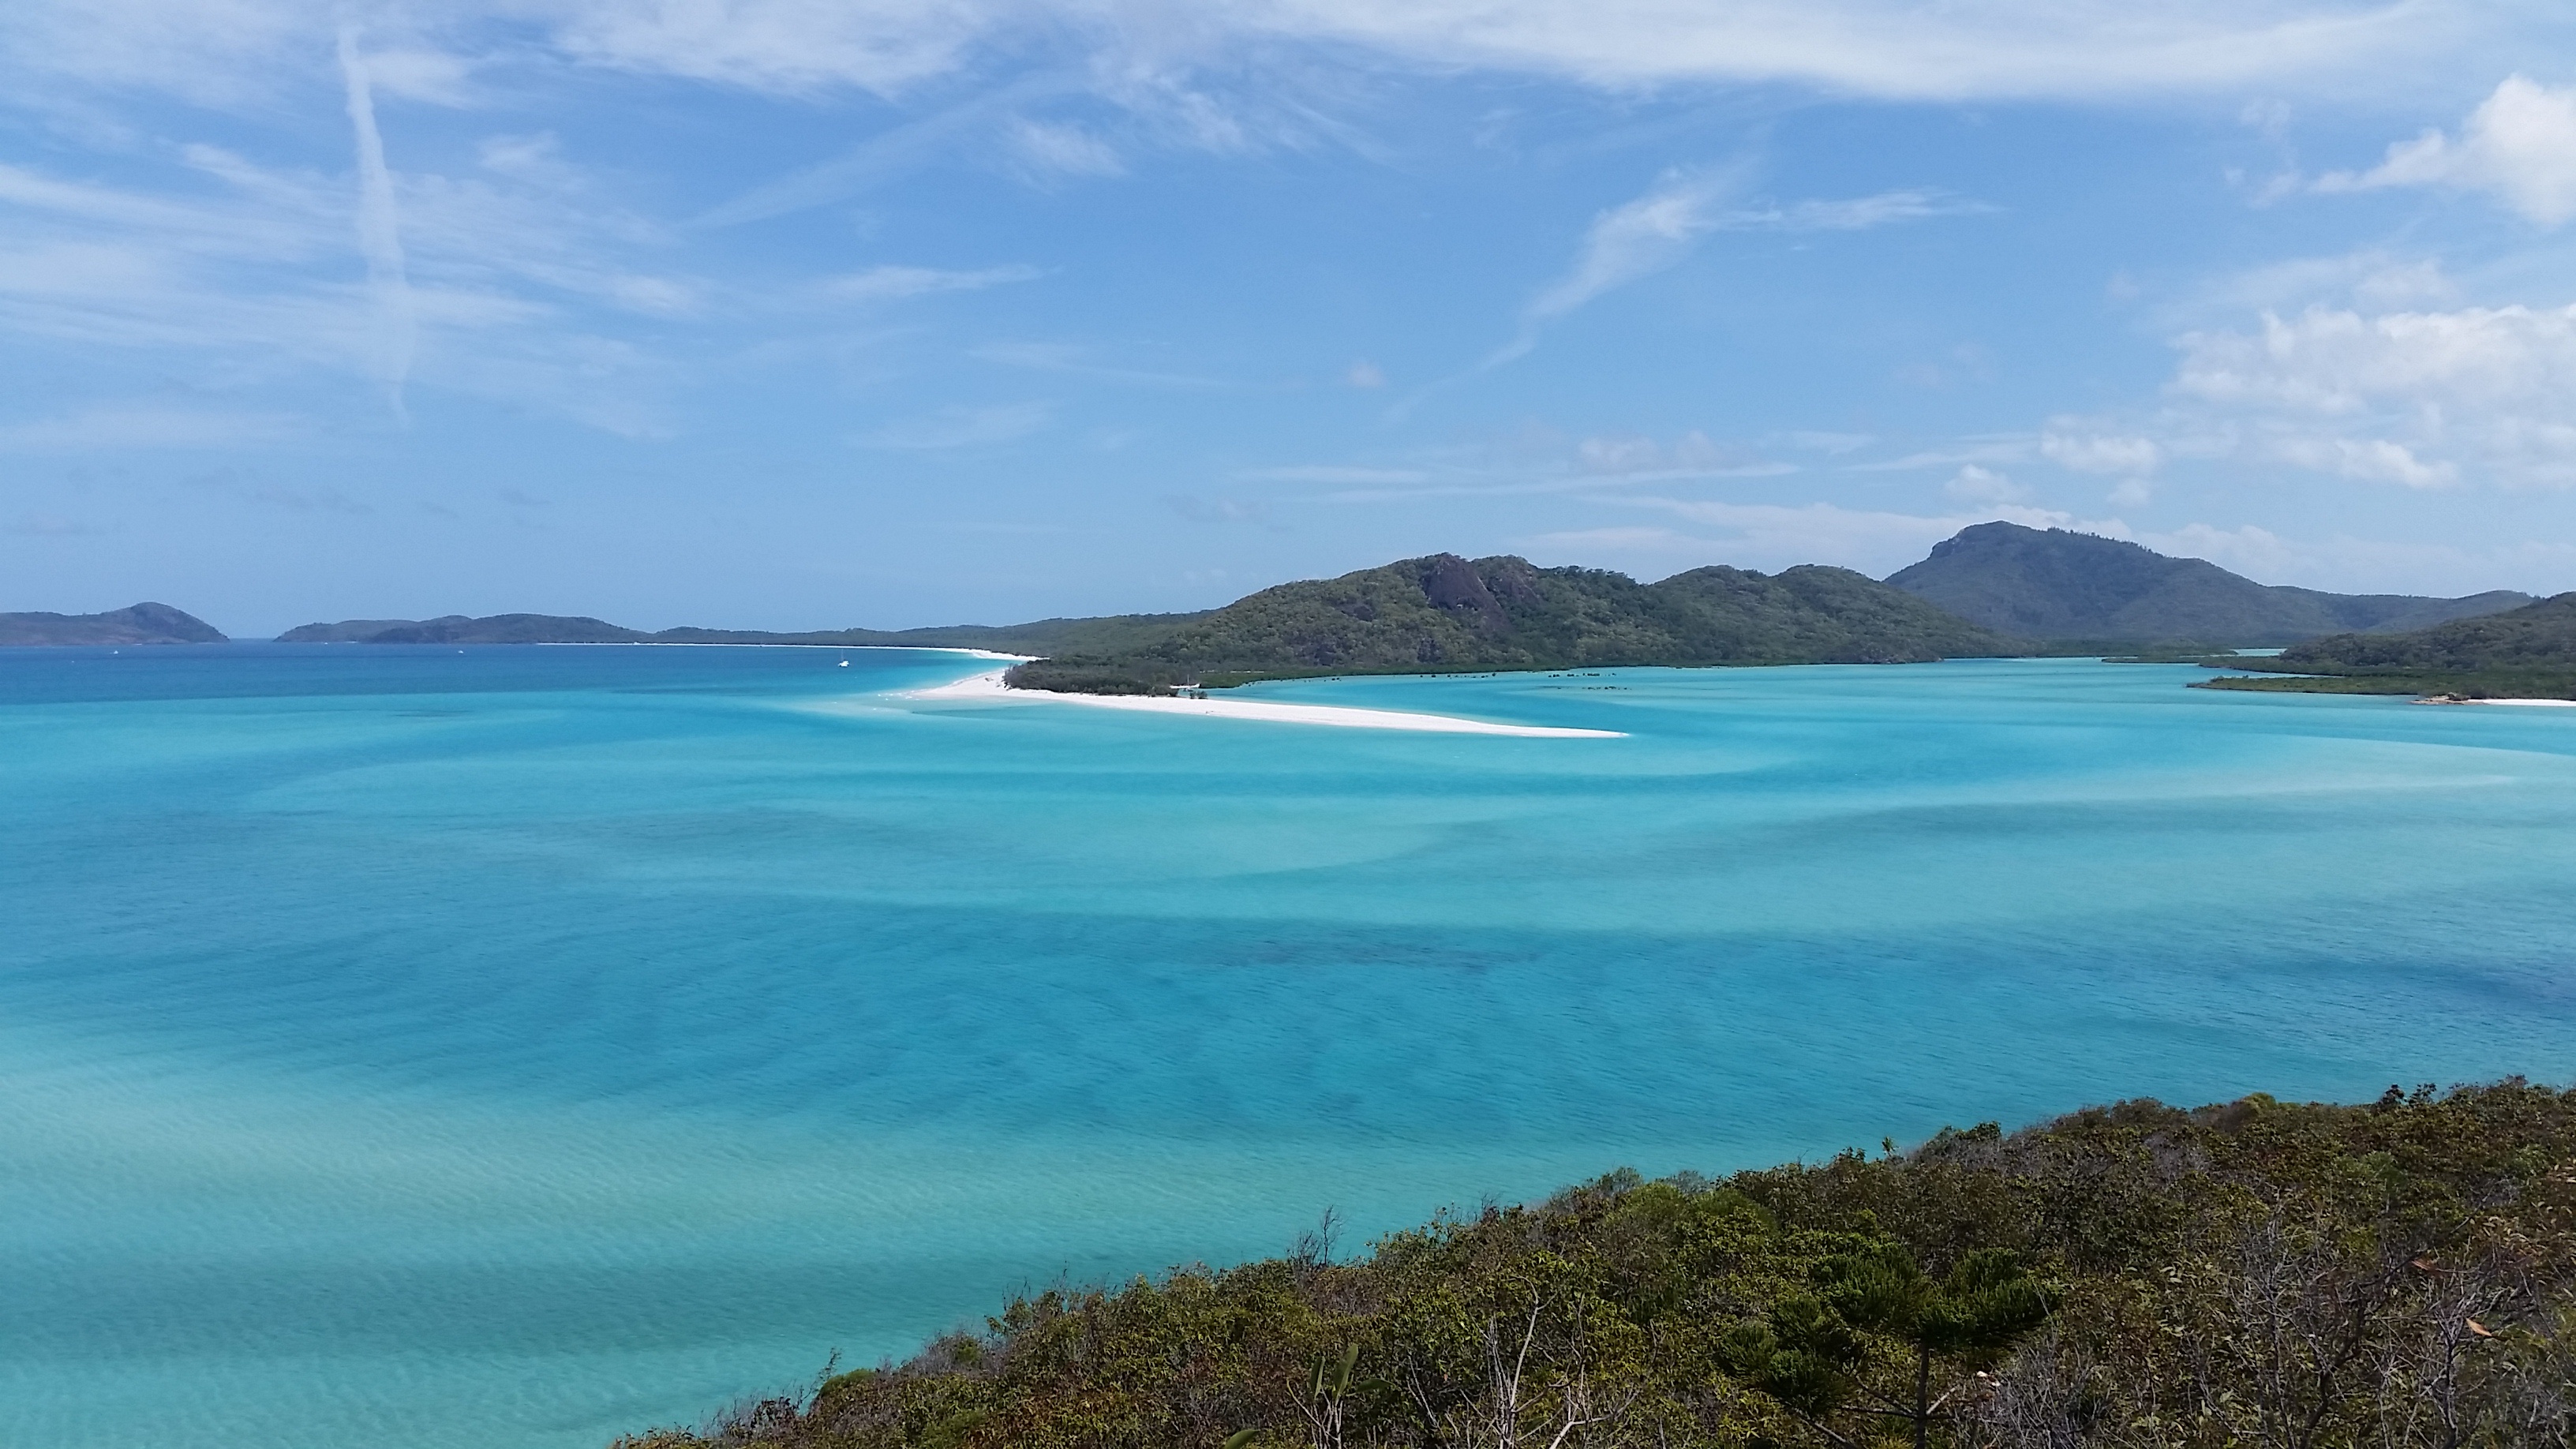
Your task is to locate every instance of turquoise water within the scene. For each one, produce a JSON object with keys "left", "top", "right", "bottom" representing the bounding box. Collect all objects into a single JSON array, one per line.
[{"left": 6, "top": 645, "right": 2575, "bottom": 1447}]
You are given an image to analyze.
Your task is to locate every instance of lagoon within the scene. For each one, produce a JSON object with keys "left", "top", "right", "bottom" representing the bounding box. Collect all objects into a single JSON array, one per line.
[{"left": 5, "top": 644, "right": 2574, "bottom": 1447}]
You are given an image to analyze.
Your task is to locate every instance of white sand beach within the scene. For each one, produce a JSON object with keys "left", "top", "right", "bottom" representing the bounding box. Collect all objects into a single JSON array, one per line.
[
  {"left": 898, "top": 666, "right": 1626, "bottom": 738},
  {"left": 2413, "top": 695, "right": 2576, "bottom": 707}
]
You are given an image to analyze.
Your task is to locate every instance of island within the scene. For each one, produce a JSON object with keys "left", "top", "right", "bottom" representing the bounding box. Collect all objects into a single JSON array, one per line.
[
  {"left": 0, "top": 603, "right": 226, "bottom": 646},
  {"left": 2195, "top": 591, "right": 2576, "bottom": 700},
  {"left": 1003, "top": 552, "right": 2020, "bottom": 695}
]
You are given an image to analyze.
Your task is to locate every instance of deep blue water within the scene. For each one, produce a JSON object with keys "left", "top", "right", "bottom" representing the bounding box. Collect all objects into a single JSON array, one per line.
[{"left": 6, "top": 643, "right": 2574, "bottom": 1447}]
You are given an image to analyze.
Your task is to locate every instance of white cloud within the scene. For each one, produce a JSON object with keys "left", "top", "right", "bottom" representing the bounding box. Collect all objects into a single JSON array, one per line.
[
  {"left": 1482, "top": 171, "right": 1978, "bottom": 373},
  {"left": 1343, "top": 360, "right": 1384, "bottom": 388},
  {"left": 2270, "top": 435, "right": 2458, "bottom": 489},
  {"left": 2316, "top": 75, "right": 2576, "bottom": 225},
  {"left": 827, "top": 264, "right": 1042, "bottom": 302},
  {"left": 1573, "top": 429, "right": 1778, "bottom": 477},
  {"left": 859, "top": 400, "right": 1054, "bottom": 449},
  {"left": 2169, "top": 303, "right": 2576, "bottom": 487},
  {"left": 0, "top": 0, "right": 2539, "bottom": 143},
  {"left": 1524, "top": 166, "right": 1747, "bottom": 328},
  {"left": 1943, "top": 463, "right": 2025, "bottom": 503},
  {"left": 1002, "top": 118, "right": 1125, "bottom": 181},
  {"left": 485, "top": 0, "right": 2495, "bottom": 103},
  {"left": 2040, "top": 430, "right": 2162, "bottom": 475}
]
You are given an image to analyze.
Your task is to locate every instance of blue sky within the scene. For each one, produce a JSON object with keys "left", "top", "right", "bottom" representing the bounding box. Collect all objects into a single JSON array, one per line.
[{"left": 4, "top": 1, "right": 2575, "bottom": 634}]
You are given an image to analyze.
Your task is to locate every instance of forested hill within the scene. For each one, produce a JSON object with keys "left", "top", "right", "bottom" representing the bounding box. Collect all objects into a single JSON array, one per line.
[
  {"left": 2193, "top": 591, "right": 2576, "bottom": 698},
  {"left": 276, "top": 612, "right": 1204, "bottom": 653},
  {"left": 2281, "top": 591, "right": 2576, "bottom": 672},
  {"left": 1005, "top": 553, "right": 2017, "bottom": 694},
  {"left": 0, "top": 602, "right": 226, "bottom": 645},
  {"left": 619, "top": 1080, "right": 2576, "bottom": 1449},
  {"left": 1888, "top": 521, "right": 2529, "bottom": 646}
]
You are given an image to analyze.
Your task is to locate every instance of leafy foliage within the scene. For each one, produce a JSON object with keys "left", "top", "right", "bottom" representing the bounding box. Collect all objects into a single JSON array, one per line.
[{"left": 618, "top": 1080, "right": 2576, "bottom": 1449}]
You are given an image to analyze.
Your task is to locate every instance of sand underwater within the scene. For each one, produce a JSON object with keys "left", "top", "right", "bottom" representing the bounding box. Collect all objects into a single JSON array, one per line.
[{"left": 6, "top": 643, "right": 2575, "bottom": 1447}]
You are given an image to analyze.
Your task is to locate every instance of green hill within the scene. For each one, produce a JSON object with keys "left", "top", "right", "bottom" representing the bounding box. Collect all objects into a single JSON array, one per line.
[
  {"left": 2196, "top": 591, "right": 2576, "bottom": 698},
  {"left": 1887, "top": 521, "right": 2529, "bottom": 646},
  {"left": 0, "top": 602, "right": 226, "bottom": 646},
  {"left": 619, "top": 1080, "right": 2576, "bottom": 1449},
  {"left": 1005, "top": 552, "right": 2018, "bottom": 694}
]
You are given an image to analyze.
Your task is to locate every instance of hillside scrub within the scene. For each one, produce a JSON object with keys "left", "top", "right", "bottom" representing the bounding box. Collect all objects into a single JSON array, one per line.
[
  {"left": 1005, "top": 553, "right": 2018, "bottom": 695},
  {"left": 619, "top": 1080, "right": 2576, "bottom": 1449}
]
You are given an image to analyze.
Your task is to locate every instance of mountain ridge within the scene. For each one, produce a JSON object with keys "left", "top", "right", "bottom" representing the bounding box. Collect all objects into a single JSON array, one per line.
[{"left": 1886, "top": 521, "right": 2530, "bottom": 645}]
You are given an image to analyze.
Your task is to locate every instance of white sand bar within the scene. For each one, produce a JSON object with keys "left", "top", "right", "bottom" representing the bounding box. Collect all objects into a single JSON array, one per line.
[{"left": 897, "top": 667, "right": 1626, "bottom": 737}]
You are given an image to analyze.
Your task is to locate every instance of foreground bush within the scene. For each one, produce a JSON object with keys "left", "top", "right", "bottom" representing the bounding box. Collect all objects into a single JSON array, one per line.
[{"left": 620, "top": 1080, "right": 2576, "bottom": 1448}]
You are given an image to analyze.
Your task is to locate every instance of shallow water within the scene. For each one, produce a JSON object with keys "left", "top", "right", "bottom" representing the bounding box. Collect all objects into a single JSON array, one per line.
[{"left": 5, "top": 645, "right": 2574, "bottom": 1447}]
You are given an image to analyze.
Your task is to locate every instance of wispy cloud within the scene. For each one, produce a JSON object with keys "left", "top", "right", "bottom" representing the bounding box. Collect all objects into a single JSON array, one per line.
[
  {"left": 339, "top": 27, "right": 415, "bottom": 421},
  {"left": 1238, "top": 464, "right": 1430, "bottom": 484},
  {"left": 974, "top": 341, "right": 1230, "bottom": 389},
  {"left": 0, "top": 405, "right": 305, "bottom": 451},
  {"left": 62, "top": 0, "right": 2488, "bottom": 110},
  {"left": 828, "top": 264, "right": 1042, "bottom": 302},
  {"left": 859, "top": 400, "right": 1054, "bottom": 450},
  {"left": 1522, "top": 165, "right": 1750, "bottom": 333},
  {"left": 1728, "top": 189, "right": 1994, "bottom": 231},
  {"left": 1471, "top": 171, "right": 1983, "bottom": 376}
]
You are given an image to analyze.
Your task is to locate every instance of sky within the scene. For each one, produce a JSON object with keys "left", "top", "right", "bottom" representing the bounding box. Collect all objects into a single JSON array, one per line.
[{"left": 4, "top": 1, "right": 2576, "bottom": 635}]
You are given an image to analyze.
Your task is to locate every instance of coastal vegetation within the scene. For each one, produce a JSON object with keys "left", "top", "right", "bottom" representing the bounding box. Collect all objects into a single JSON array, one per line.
[
  {"left": 1885, "top": 522, "right": 2529, "bottom": 647},
  {"left": 2196, "top": 593, "right": 2576, "bottom": 699},
  {"left": 1005, "top": 553, "right": 2018, "bottom": 695},
  {"left": 620, "top": 1079, "right": 2576, "bottom": 1449}
]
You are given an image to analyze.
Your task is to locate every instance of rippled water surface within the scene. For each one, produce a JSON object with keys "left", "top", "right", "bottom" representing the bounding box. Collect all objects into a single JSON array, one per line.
[{"left": 6, "top": 644, "right": 2575, "bottom": 1447}]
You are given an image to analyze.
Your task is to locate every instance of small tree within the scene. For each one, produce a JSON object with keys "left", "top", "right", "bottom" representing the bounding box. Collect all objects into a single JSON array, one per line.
[{"left": 1724, "top": 1242, "right": 2050, "bottom": 1449}]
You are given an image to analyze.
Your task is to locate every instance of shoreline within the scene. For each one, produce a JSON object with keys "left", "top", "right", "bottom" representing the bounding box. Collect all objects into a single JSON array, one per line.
[{"left": 897, "top": 668, "right": 1626, "bottom": 738}]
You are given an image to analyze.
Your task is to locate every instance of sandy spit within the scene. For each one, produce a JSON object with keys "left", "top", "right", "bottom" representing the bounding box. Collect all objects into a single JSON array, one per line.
[{"left": 896, "top": 668, "right": 1626, "bottom": 738}]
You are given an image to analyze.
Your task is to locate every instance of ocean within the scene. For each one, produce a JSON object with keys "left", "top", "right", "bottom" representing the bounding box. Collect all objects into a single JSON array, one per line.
[{"left": 5, "top": 644, "right": 2573, "bottom": 1447}]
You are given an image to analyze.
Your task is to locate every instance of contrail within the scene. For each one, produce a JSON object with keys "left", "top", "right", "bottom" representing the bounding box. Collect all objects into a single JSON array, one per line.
[{"left": 338, "top": 25, "right": 414, "bottom": 421}]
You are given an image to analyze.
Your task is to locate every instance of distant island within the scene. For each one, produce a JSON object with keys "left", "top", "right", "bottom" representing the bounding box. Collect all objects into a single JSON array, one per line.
[
  {"left": 0, "top": 603, "right": 226, "bottom": 646},
  {"left": 617, "top": 1078, "right": 2576, "bottom": 1449},
  {"left": 275, "top": 611, "right": 1200, "bottom": 654},
  {"left": 2196, "top": 591, "right": 2576, "bottom": 700}
]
